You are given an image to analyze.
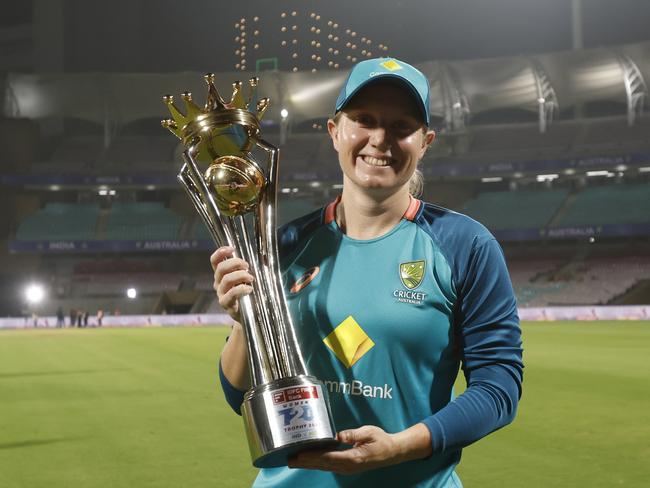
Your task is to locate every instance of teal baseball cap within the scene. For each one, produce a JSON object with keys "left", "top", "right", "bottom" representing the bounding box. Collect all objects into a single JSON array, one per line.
[{"left": 335, "top": 57, "right": 431, "bottom": 126}]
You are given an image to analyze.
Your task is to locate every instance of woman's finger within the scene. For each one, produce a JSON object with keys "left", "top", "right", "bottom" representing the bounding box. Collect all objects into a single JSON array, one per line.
[
  {"left": 219, "top": 283, "right": 253, "bottom": 310},
  {"left": 216, "top": 269, "right": 255, "bottom": 298},
  {"left": 214, "top": 257, "right": 250, "bottom": 284},
  {"left": 210, "top": 246, "right": 235, "bottom": 271}
]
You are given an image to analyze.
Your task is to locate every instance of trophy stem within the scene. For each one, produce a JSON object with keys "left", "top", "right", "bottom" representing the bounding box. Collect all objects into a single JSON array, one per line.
[
  {"left": 233, "top": 214, "right": 284, "bottom": 381},
  {"left": 179, "top": 149, "right": 272, "bottom": 386},
  {"left": 221, "top": 214, "right": 274, "bottom": 385},
  {"left": 252, "top": 213, "right": 292, "bottom": 378},
  {"left": 256, "top": 139, "right": 308, "bottom": 377}
]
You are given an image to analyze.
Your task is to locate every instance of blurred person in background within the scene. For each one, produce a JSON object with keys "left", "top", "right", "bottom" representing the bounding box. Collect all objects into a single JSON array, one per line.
[
  {"left": 212, "top": 58, "right": 523, "bottom": 487},
  {"left": 97, "top": 309, "right": 104, "bottom": 327},
  {"left": 56, "top": 306, "right": 65, "bottom": 328}
]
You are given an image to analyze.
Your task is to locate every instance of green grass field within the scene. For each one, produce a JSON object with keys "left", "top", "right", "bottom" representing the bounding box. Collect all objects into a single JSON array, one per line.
[{"left": 0, "top": 321, "right": 648, "bottom": 487}]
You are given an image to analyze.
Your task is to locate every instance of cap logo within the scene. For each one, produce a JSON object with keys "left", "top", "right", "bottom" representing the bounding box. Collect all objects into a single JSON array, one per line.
[{"left": 380, "top": 60, "right": 402, "bottom": 71}]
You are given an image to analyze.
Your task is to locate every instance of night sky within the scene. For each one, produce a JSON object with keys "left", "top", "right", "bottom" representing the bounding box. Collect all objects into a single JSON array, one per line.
[{"left": 1, "top": 0, "right": 650, "bottom": 73}]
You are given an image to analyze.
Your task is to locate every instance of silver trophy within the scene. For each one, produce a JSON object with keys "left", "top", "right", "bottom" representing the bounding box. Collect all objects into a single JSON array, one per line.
[{"left": 161, "top": 74, "right": 337, "bottom": 467}]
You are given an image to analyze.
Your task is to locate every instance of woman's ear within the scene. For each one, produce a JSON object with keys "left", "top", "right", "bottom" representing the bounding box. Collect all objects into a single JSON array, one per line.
[
  {"left": 419, "top": 129, "right": 436, "bottom": 158},
  {"left": 327, "top": 118, "right": 339, "bottom": 153}
]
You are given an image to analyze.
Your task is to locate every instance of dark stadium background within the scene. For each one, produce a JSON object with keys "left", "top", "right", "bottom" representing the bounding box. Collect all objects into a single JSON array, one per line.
[
  {"left": 1, "top": 0, "right": 648, "bottom": 320},
  {"left": 0, "top": 2, "right": 649, "bottom": 488}
]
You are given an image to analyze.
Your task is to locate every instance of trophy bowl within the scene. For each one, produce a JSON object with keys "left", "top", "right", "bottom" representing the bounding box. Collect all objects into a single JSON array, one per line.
[{"left": 204, "top": 155, "right": 265, "bottom": 217}]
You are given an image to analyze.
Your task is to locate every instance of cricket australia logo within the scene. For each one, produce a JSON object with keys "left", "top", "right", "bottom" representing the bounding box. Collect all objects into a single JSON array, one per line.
[
  {"left": 394, "top": 260, "right": 427, "bottom": 305},
  {"left": 400, "top": 260, "right": 425, "bottom": 289}
]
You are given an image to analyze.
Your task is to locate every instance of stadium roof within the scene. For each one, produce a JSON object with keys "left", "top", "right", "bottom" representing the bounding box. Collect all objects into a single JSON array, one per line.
[{"left": 4, "top": 41, "right": 648, "bottom": 131}]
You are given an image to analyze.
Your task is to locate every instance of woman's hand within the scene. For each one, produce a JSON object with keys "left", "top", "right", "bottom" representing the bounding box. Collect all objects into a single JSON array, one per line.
[
  {"left": 287, "top": 424, "right": 432, "bottom": 475},
  {"left": 210, "top": 246, "right": 254, "bottom": 323}
]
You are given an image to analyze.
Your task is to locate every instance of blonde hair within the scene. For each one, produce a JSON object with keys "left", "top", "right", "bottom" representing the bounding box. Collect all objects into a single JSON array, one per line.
[
  {"left": 331, "top": 112, "right": 426, "bottom": 197},
  {"left": 409, "top": 168, "right": 424, "bottom": 197}
]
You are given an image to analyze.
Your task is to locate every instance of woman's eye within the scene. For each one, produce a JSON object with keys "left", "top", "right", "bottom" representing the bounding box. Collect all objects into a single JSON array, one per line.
[
  {"left": 394, "top": 121, "right": 414, "bottom": 133},
  {"left": 355, "top": 115, "right": 374, "bottom": 126}
]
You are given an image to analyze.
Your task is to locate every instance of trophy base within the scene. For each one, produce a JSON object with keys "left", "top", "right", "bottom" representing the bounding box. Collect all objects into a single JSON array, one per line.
[
  {"left": 251, "top": 437, "right": 340, "bottom": 469},
  {"left": 242, "top": 375, "right": 338, "bottom": 468}
]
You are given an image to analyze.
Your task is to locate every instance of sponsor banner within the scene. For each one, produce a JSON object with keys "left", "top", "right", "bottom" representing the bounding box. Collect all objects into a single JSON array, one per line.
[
  {"left": 492, "top": 223, "right": 650, "bottom": 242},
  {"left": 0, "top": 313, "right": 234, "bottom": 329},
  {"left": 541, "top": 223, "right": 650, "bottom": 239},
  {"left": 423, "top": 153, "right": 650, "bottom": 178},
  {"left": 543, "top": 226, "right": 602, "bottom": 238},
  {"left": 0, "top": 173, "right": 178, "bottom": 186},
  {"left": 518, "top": 306, "right": 650, "bottom": 321},
  {"left": 9, "top": 239, "right": 214, "bottom": 253},
  {"left": 2, "top": 308, "right": 648, "bottom": 330},
  {"left": 11, "top": 223, "right": 648, "bottom": 254}
]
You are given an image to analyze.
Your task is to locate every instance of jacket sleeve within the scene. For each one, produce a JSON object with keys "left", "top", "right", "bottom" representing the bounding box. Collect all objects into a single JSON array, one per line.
[
  {"left": 422, "top": 237, "right": 524, "bottom": 452},
  {"left": 219, "top": 359, "right": 246, "bottom": 415}
]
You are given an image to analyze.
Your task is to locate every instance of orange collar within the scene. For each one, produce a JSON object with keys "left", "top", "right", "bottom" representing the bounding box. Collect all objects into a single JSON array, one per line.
[{"left": 324, "top": 195, "right": 421, "bottom": 224}]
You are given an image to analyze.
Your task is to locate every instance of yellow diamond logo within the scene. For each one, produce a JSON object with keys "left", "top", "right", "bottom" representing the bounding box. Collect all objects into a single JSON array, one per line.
[
  {"left": 323, "top": 316, "right": 375, "bottom": 368},
  {"left": 380, "top": 60, "right": 402, "bottom": 71}
]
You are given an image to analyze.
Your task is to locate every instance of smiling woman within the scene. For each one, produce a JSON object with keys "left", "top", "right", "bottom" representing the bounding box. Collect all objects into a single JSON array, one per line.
[
  {"left": 213, "top": 58, "right": 523, "bottom": 488},
  {"left": 328, "top": 80, "right": 434, "bottom": 207}
]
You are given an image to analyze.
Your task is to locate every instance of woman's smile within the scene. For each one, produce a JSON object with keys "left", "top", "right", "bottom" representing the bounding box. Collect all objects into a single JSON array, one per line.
[{"left": 358, "top": 155, "right": 395, "bottom": 168}]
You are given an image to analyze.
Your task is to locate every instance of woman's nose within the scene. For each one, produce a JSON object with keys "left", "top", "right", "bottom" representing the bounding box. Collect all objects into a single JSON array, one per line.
[{"left": 369, "top": 127, "right": 390, "bottom": 149}]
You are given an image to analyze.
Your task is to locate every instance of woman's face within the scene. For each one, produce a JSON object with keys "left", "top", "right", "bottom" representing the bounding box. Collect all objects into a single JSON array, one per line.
[{"left": 328, "top": 81, "right": 435, "bottom": 196}]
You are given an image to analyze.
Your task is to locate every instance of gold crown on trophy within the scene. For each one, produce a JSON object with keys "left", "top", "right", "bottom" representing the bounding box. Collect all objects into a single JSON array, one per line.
[
  {"left": 161, "top": 74, "right": 272, "bottom": 216},
  {"left": 161, "top": 74, "right": 270, "bottom": 165}
]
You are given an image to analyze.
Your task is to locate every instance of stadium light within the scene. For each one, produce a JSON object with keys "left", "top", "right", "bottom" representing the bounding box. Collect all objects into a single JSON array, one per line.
[
  {"left": 280, "top": 108, "right": 289, "bottom": 119},
  {"left": 25, "top": 284, "right": 45, "bottom": 304},
  {"left": 586, "top": 170, "right": 610, "bottom": 177},
  {"left": 536, "top": 174, "right": 559, "bottom": 182},
  {"left": 481, "top": 177, "right": 503, "bottom": 183},
  {"left": 127, "top": 288, "right": 137, "bottom": 299}
]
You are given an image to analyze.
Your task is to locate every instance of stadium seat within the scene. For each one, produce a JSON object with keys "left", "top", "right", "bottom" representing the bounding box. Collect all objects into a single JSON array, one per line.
[
  {"left": 104, "top": 202, "right": 182, "bottom": 240},
  {"left": 462, "top": 189, "right": 568, "bottom": 230},
  {"left": 16, "top": 203, "right": 100, "bottom": 241},
  {"left": 555, "top": 184, "right": 650, "bottom": 227}
]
